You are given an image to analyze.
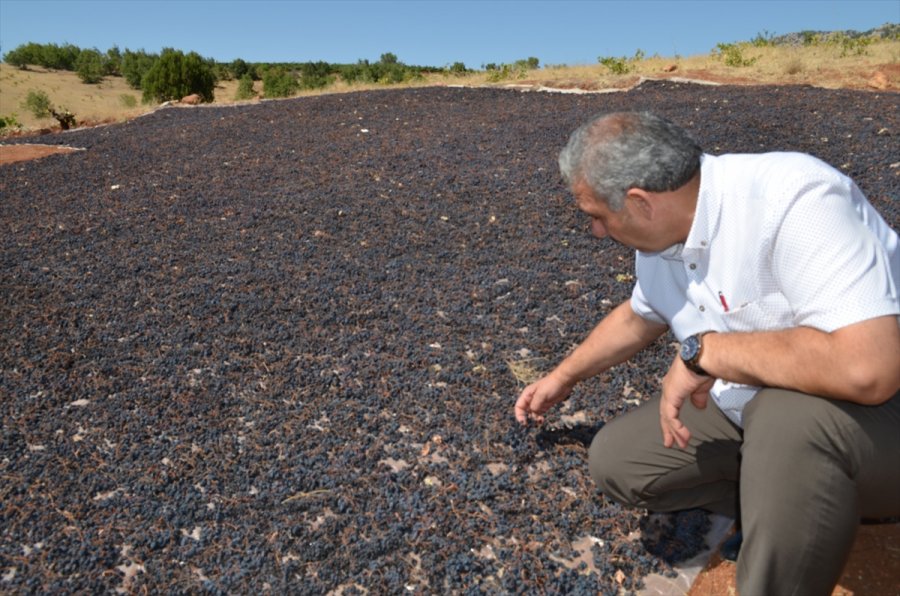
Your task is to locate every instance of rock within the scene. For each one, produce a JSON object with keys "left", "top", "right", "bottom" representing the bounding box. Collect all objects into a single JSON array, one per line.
[
  {"left": 868, "top": 71, "right": 888, "bottom": 90},
  {"left": 180, "top": 94, "right": 202, "bottom": 105},
  {"left": 663, "top": 64, "right": 678, "bottom": 73}
]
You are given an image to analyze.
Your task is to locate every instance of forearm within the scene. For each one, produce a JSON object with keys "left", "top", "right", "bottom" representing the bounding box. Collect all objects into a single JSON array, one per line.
[
  {"left": 552, "top": 301, "right": 668, "bottom": 386},
  {"left": 699, "top": 315, "right": 900, "bottom": 404}
]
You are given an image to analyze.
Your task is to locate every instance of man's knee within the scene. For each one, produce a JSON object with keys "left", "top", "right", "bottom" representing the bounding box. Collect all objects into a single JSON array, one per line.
[{"left": 588, "top": 420, "right": 649, "bottom": 508}]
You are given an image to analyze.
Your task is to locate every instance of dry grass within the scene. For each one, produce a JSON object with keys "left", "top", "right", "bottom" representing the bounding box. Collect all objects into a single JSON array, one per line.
[
  {"left": 1, "top": 38, "right": 897, "bottom": 134},
  {"left": 506, "top": 357, "right": 547, "bottom": 387}
]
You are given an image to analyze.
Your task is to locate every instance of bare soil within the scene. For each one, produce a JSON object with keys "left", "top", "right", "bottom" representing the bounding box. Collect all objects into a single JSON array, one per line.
[{"left": 690, "top": 523, "right": 900, "bottom": 596}]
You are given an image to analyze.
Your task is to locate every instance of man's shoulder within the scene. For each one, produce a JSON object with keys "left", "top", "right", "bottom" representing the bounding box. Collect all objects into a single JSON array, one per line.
[
  {"left": 709, "top": 151, "right": 834, "bottom": 171},
  {"left": 706, "top": 152, "right": 846, "bottom": 195}
]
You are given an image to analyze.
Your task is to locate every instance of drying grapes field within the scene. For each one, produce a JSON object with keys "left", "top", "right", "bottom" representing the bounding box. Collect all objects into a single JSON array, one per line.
[{"left": 1, "top": 81, "right": 898, "bottom": 594}]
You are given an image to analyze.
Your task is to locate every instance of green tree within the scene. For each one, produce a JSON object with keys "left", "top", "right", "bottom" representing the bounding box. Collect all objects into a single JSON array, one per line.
[
  {"left": 3, "top": 42, "right": 44, "bottom": 68},
  {"left": 76, "top": 48, "right": 105, "bottom": 83},
  {"left": 230, "top": 58, "right": 250, "bottom": 79},
  {"left": 105, "top": 45, "right": 123, "bottom": 76},
  {"left": 122, "top": 49, "right": 158, "bottom": 89},
  {"left": 448, "top": 62, "right": 467, "bottom": 75},
  {"left": 262, "top": 67, "right": 299, "bottom": 98},
  {"left": 40, "top": 43, "right": 81, "bottom": 70},
  {"left": 299, "top": 61, "right": 334, "bottom": 89},
  {"left": 140, "top": 48, "right": 217, "bottom": 104},
  {"left": 234, "top": 74, "right": 256, "bottom": 100}
]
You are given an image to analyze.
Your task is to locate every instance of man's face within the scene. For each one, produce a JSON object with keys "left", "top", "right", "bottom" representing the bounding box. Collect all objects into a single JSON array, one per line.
[{"left": 573, "top": 181, "right": 654, "bottom": 251}]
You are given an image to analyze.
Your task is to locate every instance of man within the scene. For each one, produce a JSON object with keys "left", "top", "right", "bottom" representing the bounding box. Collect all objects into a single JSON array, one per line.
[{"left": 514, "top": 111, "right": 900, "bottom": 595}]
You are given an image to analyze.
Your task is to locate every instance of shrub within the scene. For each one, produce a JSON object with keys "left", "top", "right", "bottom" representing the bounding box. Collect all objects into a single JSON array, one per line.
[
  {"left": 76, "top": 48, "right": 105, "bottom": 83},
  {"left": 598, "top": 56, "right": 631, "bottom": 75},
  {"left": 831, "top": 32, "right": 873, "bottom": 57},
  {"left": 3, "top": 42, "right": 83, "bottom": 70},
  {"left": 598, "top": 49, "right": 645, "bottom": 75},
  {"left": 0, "top": 114, "right": 23, "bottom": 135},
  {"left": 230, "top": 58, "right": 250, "bottom": 80},
  {"left": 122, "top": 49, "right": 158, "bottom": 89},
  {"left": 234, "top": 74, "right": 256, "bottom": 100},
  {"left": 22, "top": 90, "right": 77, "bottom": 129},
  {"left": 105, "top": 45, "right": 123, "bottom": 76},
  {"left": 751, "top": 30, "right": 776, "bottom": 47},
  {"left": 448, "top": 62, "right": 467, "bottom": 75},
  {"left": 3, "top": 42, "right": 43, "bottom": 68},
  {"left": 713, "top": 42, "right": 758, "bottom": 67},
  {"left": 484, "top": 57, "right": 539, "bottom": 82},
  {"left": 262, "top": 67, "right": 299, "bottom": 98},
  {"left": 141, "top": 48, "right": 217, "bottom": 104},
  {"left": 299, "top": 61, "right": 334, "bottom": 90},
  {"left": 23, "top": 90, "right": 52, "bottom": 118}
]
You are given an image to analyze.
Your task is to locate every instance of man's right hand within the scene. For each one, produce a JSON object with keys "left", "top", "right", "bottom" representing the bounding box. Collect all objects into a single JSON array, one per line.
[{"left": 514, "top": 372, "right": 576, "bottom": 425}]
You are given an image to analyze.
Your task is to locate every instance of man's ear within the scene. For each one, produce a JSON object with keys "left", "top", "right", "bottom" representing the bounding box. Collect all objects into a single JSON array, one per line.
[{"left": 625, "top": 188, "right": 654, "bottom": 219}]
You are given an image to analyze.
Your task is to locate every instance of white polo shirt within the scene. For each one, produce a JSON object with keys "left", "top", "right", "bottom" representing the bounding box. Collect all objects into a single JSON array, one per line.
[{"left": 630, "top": 152, "right": 900, "bottom": 425}]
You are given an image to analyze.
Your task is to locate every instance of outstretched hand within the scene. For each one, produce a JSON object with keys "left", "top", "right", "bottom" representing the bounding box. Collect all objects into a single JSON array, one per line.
[
  {"left": 659, "top": 355, "right": 715, "bottom": 449},
  {"left": 514, "top": 372, "right": 575, "bottom": 425}
]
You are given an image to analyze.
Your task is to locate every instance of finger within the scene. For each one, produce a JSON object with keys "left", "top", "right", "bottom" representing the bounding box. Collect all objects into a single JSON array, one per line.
[
  {"left": 514, "top": 392, "right": 533, "bottom": 424},
  {"left": 690, "top": 391, "right": 709, "bottom": 410}
]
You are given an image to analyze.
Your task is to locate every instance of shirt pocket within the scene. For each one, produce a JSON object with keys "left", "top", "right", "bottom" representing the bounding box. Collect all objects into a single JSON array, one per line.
[{"left": 719, "top": 301, "right": 773, "bottom": 332}]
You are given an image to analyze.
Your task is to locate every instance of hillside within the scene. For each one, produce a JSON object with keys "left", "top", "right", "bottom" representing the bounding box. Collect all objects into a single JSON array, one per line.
[{"left": 0, "top": 29, "right": 897, "bottom": 135}]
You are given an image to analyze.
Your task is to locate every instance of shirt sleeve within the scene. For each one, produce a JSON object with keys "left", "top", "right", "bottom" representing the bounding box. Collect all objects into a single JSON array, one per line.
[
  {"left": 772, "top": 175, "right": 899, "bottom": 332},
  {"left": 630, "top": 278, "right": 667, "bottom": 325}
]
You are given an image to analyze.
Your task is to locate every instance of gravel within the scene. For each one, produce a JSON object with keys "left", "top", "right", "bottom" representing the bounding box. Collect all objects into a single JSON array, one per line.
[{"left": 1, "top": 81, "right": 897, "bottom": 594}]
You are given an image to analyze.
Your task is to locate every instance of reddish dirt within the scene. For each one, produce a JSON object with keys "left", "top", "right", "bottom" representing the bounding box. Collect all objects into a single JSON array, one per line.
[
  {"left": 0, "top": 143, "right": 81, "bottom": 165},
  {"left": 689, "top": 523, "right": 900, "bottom": 596}
]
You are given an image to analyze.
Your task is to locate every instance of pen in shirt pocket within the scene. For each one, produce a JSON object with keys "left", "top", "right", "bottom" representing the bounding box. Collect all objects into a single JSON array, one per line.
[{"left": 718, "top": 291, "right": 730, "bottom": 312}]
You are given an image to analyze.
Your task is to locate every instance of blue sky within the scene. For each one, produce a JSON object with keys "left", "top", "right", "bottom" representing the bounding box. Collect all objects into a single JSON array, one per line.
[{"left": 1, "top": 0, "right": 897, "bottom": 67}]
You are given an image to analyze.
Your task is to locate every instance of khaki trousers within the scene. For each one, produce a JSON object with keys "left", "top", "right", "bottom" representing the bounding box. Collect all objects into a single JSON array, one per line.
[{"left": 588, "top": 388, "right": 900, "bottom": 596}]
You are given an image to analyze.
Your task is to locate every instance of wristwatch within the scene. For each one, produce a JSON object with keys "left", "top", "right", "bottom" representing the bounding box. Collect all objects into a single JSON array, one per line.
[{"left": 680, "top": 332, "right": 711, "bottom": 376}]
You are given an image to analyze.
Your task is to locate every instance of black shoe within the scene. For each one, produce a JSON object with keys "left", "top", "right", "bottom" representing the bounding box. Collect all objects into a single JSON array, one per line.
[{"left": 719, "top": 530, "right": 743, "bottom": 562}]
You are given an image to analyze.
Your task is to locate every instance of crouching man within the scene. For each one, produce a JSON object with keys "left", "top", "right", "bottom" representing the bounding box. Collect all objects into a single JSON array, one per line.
[{"left": 515, "top": 111, "right": 900, "bottom": 595}]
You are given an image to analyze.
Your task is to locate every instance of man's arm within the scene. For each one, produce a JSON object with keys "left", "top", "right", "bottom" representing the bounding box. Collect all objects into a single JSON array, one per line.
[
  {"left": 514, "top": 300, "right": 668, "bottom": 424},
  {"left": 660, "top": 315, "right": 900, "bottom": 449},
  {"left": 700, "top": 315, "right": 900, "bottom": 405}
]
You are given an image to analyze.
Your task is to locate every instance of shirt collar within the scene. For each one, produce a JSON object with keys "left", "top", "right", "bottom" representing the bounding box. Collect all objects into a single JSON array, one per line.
[{"left": 683, "top": 153, "right": 721, "bottom": 252}]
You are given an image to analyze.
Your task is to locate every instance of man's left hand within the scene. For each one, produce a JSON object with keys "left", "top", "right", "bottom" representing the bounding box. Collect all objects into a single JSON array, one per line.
[{"left": 660, "top": 355, "right": 715, "bottom": 449}]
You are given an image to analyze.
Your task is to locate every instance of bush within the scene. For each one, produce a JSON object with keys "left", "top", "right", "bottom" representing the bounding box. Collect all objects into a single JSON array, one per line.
[
  {"left": 234, "top": 74, "right": 256, "bottom": 100},
  {"left": 598, "top": 56, "right": 632, "bottom": 75},
  {"left": 299, "top": 61, "right": 334, "bottom": 90},
  {"left": 713, "top": 42, "right": 758, "bottom": 67},
  {"left": 831, "top": 32, "right": 874, "bottom": 57},
  {"left": 598, "top": 49, "right": 644, "bottom": 75},
  {"left": 448, "top": 62, "right": 467, "bottom": 76},
  {"left": 262, "top": 67, "right": 299, "bottom": 98},
  {"left": 105, "top": 45, "right": 123, "bottom": 76},
  {"left": 141, "top": 48, "right": 217, "bottom": 104},
  {"left": 23, "top": 90, "right": 52, "bottom": 118},
  {"left": 122, "top": 49, "right": 158, "bottom": 89},
  {"left": 751, "top": 30, "right": 777, "bottom": 47},
  {"left": 76, "top": 48, "right": 105, "bottom": 83},
  {"left": 3, "top": 42, "right": 80, "bottom": 70},
  {"left": 0, "top": 114, "right": 23, "bottom": 135},
  {"left": 22, "top": 89, "right": 77, "bottom": 129},
  {"left": 230, "top": 58, "right": 250, "bottom": 80},
  {"left": 3, "top": 42, "right": 43, "bottom": 68},
  {"left": 119, "top": 94, "right": 138, "bottom": 108}
]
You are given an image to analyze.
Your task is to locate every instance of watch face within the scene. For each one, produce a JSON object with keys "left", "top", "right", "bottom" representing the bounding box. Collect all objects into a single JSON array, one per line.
[{"left": 681, "top": 335, "right": 699, "bottom": 360}]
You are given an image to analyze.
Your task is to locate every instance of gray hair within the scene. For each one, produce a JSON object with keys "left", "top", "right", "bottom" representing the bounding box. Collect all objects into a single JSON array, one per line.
[{"left": 559, "top": 111, "right": 702, "bottom": 211}]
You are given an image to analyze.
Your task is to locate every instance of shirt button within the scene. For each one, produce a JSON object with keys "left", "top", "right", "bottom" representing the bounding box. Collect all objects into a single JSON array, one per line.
[
  {"left": 699, "top": 305, "right": 706, "bottom": 312},
  {"left": 689, "top": 263, "right": 697, "bottom": 270},
  {"left": 701, "top": 241, "right": 708, "bottom": 247}
]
